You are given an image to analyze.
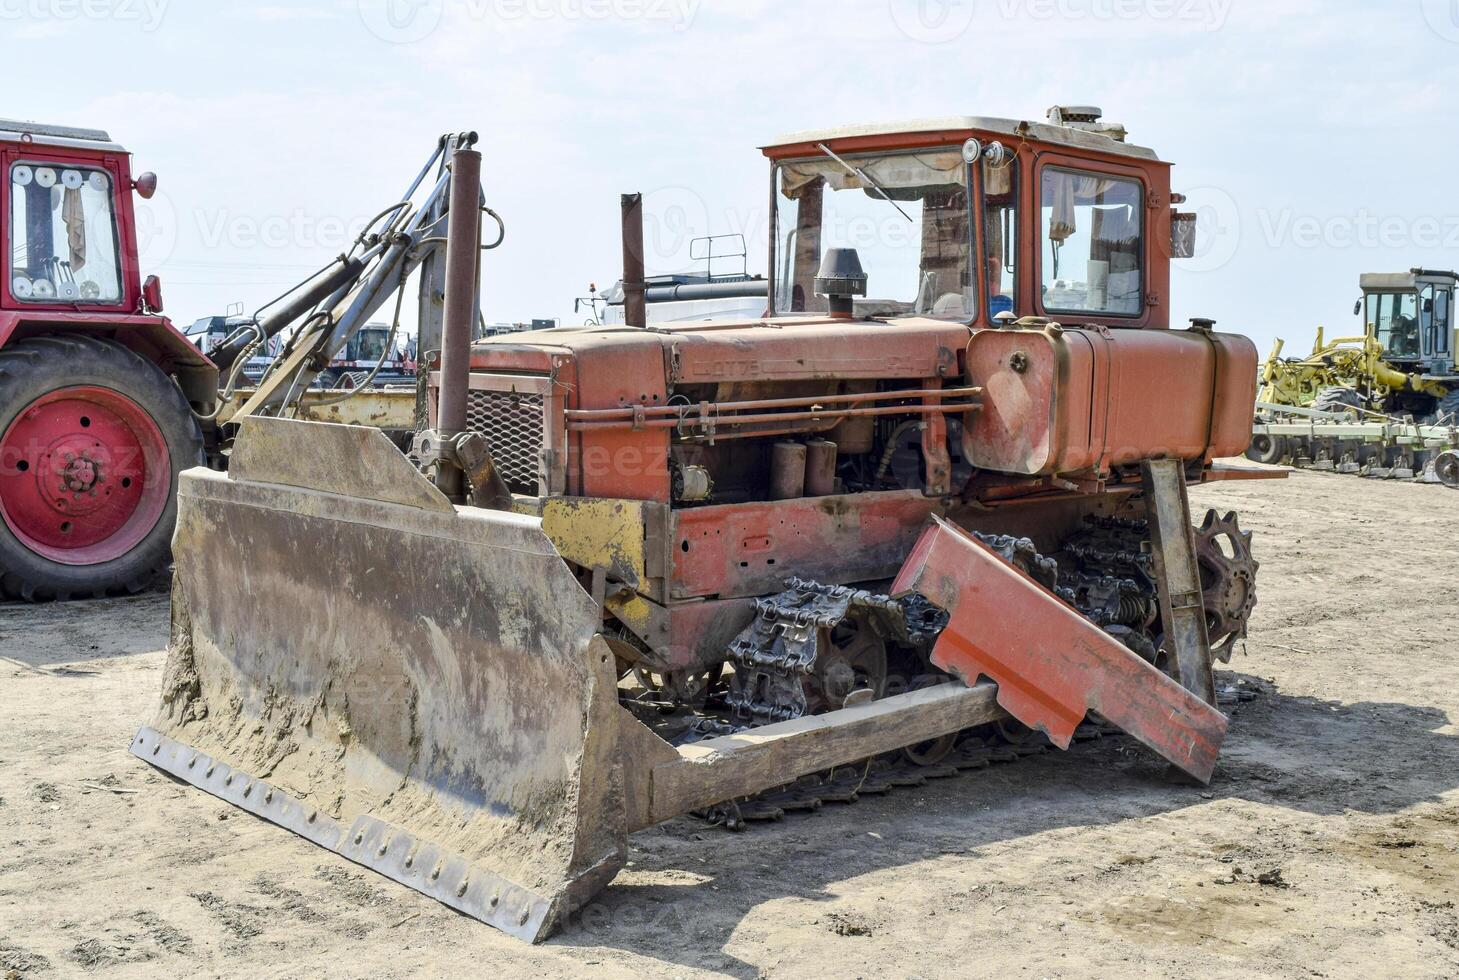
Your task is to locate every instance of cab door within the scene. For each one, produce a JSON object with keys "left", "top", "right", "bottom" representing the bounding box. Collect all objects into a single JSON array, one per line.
[{"left": 1419, "top": 282, "right": 1454, "bottom": 373}]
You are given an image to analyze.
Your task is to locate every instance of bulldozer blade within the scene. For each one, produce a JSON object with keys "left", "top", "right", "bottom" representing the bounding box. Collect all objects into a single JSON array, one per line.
[
  {"left": 892, "top": 518, "right": 1229, "bottom": 783},
  {"left": 131, "top": 418, "right": 626, "bottom": 942}
]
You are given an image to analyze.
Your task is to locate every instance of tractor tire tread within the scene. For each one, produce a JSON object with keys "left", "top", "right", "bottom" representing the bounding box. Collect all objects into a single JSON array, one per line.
[{"left": 0, "top": 335, "right": 203, "bottom": 601}]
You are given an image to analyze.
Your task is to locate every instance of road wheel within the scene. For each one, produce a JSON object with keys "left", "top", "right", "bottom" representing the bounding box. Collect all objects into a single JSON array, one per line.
[
  {"left": 1245, "top": 432, "right": 1285, "bottom": 465},
  {"left": 0, "top": 335, "right": 203, "bottom": 600}
]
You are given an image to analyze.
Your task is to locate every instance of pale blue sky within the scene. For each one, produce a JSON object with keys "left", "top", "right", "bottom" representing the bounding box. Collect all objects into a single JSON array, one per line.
[{"left": 8, "top": 0, "right": 1457, "bottom": 351}]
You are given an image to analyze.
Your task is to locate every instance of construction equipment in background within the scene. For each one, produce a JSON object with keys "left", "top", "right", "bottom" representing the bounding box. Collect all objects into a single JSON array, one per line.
[
  {"left": 577, "top": 233, "right": 769, "bottom": 325},
  {"left": 0, "top": 123, "right": 476, "bottom": 599},
  {"left": 1249, "top": 270, "right": 1459, "bottom": 484},
  {"left": 134, "top": 108, "right": 1275, "bottom": 943}
]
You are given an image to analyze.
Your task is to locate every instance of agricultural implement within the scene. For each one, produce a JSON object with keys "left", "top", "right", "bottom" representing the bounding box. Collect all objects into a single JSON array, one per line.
[
  {"left": 1248, "top": 269, "right": 1459, "bottom": 484},
  {"left": 134, "top": 108, "right": 1274, "bottom": 941}
]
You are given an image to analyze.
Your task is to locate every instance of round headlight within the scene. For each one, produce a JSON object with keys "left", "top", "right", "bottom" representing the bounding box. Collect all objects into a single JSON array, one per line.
[
  {"left": 984, "top": 141, "right": 1011, "bottom": 168},
  {"left": 961, "top": 138, "right": 983, "bottom": 165}
]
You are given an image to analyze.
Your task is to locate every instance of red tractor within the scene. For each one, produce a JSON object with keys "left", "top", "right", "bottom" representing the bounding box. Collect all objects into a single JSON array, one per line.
[{"left": 0, "top": 120, "right": 216, "bottom": 600}]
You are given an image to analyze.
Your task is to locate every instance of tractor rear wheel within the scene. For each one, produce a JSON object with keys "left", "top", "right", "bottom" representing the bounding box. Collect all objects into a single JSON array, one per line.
[
  {"left": 1311, "top": 386, "right": 1365, "bottom": 417},
  {"left": 1429, "top": 387, "right": 1459, "bottom": 425},
  {"left": 0, "top": 335, "right": 203, "bottom": 600}
]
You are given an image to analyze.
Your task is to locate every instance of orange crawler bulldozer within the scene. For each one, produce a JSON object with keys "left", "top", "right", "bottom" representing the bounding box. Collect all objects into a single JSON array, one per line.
[{"left": 134, "top": 107, "right": 1272, "bottom": 941}]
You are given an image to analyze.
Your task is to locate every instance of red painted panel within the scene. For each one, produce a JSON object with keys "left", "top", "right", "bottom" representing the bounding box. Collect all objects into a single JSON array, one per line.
[
  {"left": 892, "top": 517, "right": 1227, "bottom": 783},
  {"left": 672, "top": 490, "right": 941, "bottom": 600}
]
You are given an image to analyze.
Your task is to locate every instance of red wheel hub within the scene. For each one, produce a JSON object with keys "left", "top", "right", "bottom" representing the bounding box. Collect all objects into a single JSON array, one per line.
[{"left": 0, "top": 386, "right": 171, "bottom": 565}]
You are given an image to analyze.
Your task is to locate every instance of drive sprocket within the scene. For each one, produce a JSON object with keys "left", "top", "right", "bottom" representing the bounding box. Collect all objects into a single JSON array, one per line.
[{"left": 1194, "top": 509, "right": 1258, "bottom": 662}]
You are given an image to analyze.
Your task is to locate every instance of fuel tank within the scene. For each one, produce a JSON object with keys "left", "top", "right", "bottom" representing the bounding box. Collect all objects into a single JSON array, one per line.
[{"left": 962, "top": 322, "right": 1257, "bottom": 477}]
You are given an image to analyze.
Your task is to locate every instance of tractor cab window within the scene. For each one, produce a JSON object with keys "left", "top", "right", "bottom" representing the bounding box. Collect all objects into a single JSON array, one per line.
[
  {"left": 1368, "top": 291, "right": 1420, "bottom": 360},
  {"left": 773, "top": 149, "right": 974, "bottom": 319},
  {"left": 8, "top": 162, "right": 122, "bottom": 305},
  {"left": 1039, "top": 168, "right": 1143, "bottom": 316}
]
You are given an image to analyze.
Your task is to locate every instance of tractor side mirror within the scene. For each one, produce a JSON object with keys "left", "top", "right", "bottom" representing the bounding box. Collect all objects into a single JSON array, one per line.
[
  {"left": 1353, "top": 299, "right": 1362, "bottom": 316},
  {"left": 133, "top": 172, "right": 158, "bottom": 199},
  {"left": 142, "top": 275, "right": 164, "bottom": 313},
  {"left": 1424, "top": 298, "right": 1434, "bottom": 313}
]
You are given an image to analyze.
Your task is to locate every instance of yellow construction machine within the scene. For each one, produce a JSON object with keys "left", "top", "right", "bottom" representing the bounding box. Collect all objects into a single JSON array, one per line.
[{"left": 1249, "top": 270, "right": 1459, "bottom": 483}]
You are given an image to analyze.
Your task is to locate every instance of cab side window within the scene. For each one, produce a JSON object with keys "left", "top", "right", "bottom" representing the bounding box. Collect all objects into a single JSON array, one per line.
[{"left": 1039, "top": 167, "right": 1143, "bottom": 316}]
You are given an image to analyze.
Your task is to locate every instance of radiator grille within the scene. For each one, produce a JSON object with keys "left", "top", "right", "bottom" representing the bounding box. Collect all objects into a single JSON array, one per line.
[{"left": 465, "top": 389, "right": 545, "bottom": 492}]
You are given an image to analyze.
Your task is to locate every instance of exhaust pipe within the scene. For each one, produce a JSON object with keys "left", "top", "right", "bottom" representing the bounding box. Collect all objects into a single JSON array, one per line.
[
  {"left": 426, "top": 147, "right": 485, "bottom": 502},
  {"left": 437, "top": 147, "right": 482, "bottom": 440},
  {"left": 621, "top": 192, "right": 646, "bottom": 328}
]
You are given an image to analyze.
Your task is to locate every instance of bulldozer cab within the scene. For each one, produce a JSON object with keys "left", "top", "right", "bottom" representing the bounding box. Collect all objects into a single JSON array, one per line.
[
  {"left": 765, "top": 108, "right": 1181, "bottom": 330},
  {"left": 1360, "top": 269, "right": 1457, "bottom": 375}
]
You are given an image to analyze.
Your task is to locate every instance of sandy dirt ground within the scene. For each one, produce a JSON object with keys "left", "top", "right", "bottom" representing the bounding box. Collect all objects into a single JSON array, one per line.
[{"left": 3, "top": 466, "right": 1459, "bottom": 979}]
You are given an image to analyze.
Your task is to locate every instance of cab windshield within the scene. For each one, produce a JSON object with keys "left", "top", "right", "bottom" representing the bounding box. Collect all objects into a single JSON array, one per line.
[
  {"left": 351, "top": 328, "right": 391, "bottom": 362},
  {"left": 1367, "top": 291, "right": 1420, "bottom": 360},
  {"left": 773, "top": 149, "right": 974, "bottom": 319},
  {"left": 8, "top": 161, "right": 122, "bottom": 305}
]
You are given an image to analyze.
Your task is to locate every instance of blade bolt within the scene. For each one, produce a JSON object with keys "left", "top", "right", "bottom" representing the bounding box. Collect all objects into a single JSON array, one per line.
[
  {"left": 354, "top": 832, "right": 364, "bottom": 846},
  {"left": 456, "top": 880, "right": 469, "bottom": 898}
]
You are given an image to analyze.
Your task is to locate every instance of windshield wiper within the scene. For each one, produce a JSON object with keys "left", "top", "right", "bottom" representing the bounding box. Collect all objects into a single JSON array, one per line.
[{"left": 816, "top": 143, "right": 913, "bottom": 223}]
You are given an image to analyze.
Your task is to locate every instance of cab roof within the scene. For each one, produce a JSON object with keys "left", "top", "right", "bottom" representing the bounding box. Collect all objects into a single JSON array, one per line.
[
  {"left": 1361, "top": 269, "right": 1459, "bottom": 291},
  {"left": 763, "top": 115, "right": 1160, "bottom": 162},
  {"left": 0, "top": 119, "right": 127, "bottom": 154}
]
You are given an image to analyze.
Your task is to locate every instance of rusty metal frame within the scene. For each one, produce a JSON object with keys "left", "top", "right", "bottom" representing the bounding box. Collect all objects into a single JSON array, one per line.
[
  {"left": 215, "top": 387, "right": 418, "bottom": 429},
  {"left": 1140, "top": 459, "right": 1217, "bottom": 705}
]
